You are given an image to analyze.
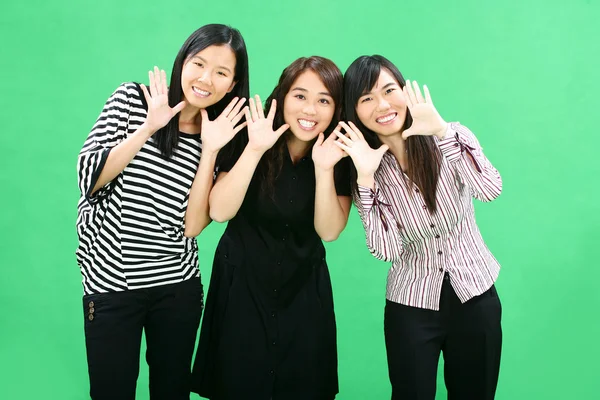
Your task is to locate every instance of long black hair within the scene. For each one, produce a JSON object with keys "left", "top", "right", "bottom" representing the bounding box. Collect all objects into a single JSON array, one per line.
[
  {"left": 155, "top": 24, "right": 250, "bottom": 161},
  {"left": 343, "top": 55, "right": 441, "bottom": 213}
]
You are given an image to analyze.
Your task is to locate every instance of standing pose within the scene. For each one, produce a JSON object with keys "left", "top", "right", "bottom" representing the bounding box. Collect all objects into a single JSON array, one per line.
[
  {"left": 76, "top": 24, "right": 249, "bottom": 399},
  {"left": 338, "top": 55, "right": 503, "bottom": 400},
  {"left": 191, "top": 56, "right": 351, "bottom": 400}
]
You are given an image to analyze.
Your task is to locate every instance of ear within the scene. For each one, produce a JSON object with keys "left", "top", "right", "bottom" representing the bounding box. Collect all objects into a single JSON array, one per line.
[{"left": 227, "top": 80, "right": 237, "bottom": 93}]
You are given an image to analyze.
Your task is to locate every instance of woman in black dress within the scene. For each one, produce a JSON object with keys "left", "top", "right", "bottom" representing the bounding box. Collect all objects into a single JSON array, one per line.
[{"left": 191, "top": 56, "right": 351, "bottom": 400}]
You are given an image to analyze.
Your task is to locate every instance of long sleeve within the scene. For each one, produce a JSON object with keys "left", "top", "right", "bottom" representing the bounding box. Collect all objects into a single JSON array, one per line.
[
  {"left": 437, "top": 122, "right": 502, "bottom": 202},
  {"left": 354, "top": 182, "right": 403, "bottom": 262},
  {"left": 77, "top": 83, "right": 135, "bottom": 205}
]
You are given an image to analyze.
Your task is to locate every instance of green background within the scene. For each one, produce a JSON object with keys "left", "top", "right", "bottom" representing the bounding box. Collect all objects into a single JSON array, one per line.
[{"left": 1, "top": 0, "right": 598, "bottom": 398}]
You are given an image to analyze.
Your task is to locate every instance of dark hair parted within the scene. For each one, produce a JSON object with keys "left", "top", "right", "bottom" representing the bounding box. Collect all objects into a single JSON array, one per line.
[
  {"left": 260, "top": 56, "right": 344, "bottom": 197},
  {"left": 155, "top": 24, "right": 250, "bottom": 161},
  {"left": 343, "top": 55, "right": 442, "bottom": 213}
]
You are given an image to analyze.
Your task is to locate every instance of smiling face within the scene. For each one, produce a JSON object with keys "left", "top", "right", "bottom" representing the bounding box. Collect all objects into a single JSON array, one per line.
[
  {"left": 282, "top": 70, "right": 335, "bottom": 143},
  {"left": 355, "top": 68, "right": 408, "bottom": 138},
  {"left": 180, "top": 44, "right": 237, "bottom": 109}
]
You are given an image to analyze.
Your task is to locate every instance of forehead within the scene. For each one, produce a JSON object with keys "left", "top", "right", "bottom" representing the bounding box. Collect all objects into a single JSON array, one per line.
[
  {"left": 373, "top": 68, "right": 399, "bottom": 89},
  {"left": 289, "top": 70, "right": 328, "bottom": 93},
  {"left": 190, "top": 45, "right": 236, "bottom": 68}
]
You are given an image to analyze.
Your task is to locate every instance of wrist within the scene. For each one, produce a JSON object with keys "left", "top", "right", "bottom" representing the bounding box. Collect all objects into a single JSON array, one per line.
[
  {"left": 433, "top": 121, "right": 449, "bottom": 139},
  {"left": 139, "top": 122, "right": 159, "bottom": 138},
  {"left": 357, "top": 174, "right": 375, "bottom": 190}
]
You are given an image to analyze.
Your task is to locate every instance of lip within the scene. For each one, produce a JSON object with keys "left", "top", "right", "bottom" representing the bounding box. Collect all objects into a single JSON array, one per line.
[
  {"left": 297, "top": 118, "right": 318, "bottom": 131},
  {"left": 192, "top": 86, "right": 211, "bottom": 98},
  {"left": 376, "top": 112, "right": 397, "bottom": 125}
]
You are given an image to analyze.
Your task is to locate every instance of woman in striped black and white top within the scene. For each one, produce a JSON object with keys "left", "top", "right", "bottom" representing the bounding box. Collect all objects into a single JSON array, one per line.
[
  {"left": 337, "top": 55, "right": 503, "bottom": 399},
  {"left": 76, "top": 24, "right": 249, "bottom": 399}
]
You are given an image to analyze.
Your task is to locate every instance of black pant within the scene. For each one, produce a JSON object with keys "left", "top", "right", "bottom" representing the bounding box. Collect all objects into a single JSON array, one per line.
[
  {"left": 384, "top": 274, "right": 502, "bottom": 400},
  {"left": 82, "top": 277, "right": 203, "bottom": 400}
]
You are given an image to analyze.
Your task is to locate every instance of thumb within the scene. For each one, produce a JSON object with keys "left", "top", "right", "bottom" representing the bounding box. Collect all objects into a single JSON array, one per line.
[
  {"left": 378, "top": 144, "right": 390, "bottom": 155},
  {"left": 314, "top": 132, "right": 324, "bottom": 146},
  {"left": 172, "top": 101, "right": 186, "bottom": 115},
  {"left": 200, "top": 108, "right": 209, "bottom": 122},
  {"left": 401, "top": 129, "right": 413, "bottom": 140},
  {"left": 274, "top": 124, "right": 290, "bottom": 137}
]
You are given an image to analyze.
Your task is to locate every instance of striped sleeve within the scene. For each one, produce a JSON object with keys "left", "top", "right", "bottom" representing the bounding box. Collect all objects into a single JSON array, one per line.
[
  {"left": 354, "top": 183, "right": 403, "bottom": 262},
  {"left": 77, "top": 83, "right": 133, "bottom": 205},
  {"left": 437, "top": 123, "right": 502, "bottom": 202}
]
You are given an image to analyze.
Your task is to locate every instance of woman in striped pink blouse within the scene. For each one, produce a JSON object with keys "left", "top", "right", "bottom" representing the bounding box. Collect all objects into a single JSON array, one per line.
[{"left": 335, "top": 55, "right": 503, "bottom": 399}]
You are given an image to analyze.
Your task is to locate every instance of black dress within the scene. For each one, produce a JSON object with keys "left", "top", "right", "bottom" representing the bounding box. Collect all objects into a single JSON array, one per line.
[{"left": 191, "top": 151, "right": 351, "bottom": 400}]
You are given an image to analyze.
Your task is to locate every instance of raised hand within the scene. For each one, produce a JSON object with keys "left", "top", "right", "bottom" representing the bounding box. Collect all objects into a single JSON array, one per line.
[
  {"left": 200, "top": 97, "right": 247, "bottom": 154},
  {"left": 140, "top": 66, "right": 186, "bottom": 132},
  {"left": 333, "top": 121, "right": 388, "bottom": 179},
  {"left": 401, "top": 80, "right": 448, "bottom": 140},
  {"left": 244, "top": 95, "right": 289, "bottom": 154},
  {"left": 312, "top": 124, "right": 348, "bottom": 171}
]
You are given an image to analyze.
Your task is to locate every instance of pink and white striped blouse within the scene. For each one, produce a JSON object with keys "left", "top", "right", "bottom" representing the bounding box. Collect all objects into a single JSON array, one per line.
[{"left": 355, "top": 122, "right": 502, "bottom": 311}]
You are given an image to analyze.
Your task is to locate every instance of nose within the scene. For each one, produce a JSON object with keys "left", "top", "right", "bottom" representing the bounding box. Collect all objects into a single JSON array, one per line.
[
  {"left": 302, "top": 103, "right": 317, "bottom": 116},
  {"left": 376, "top": 98, "right": 391, "bottom": 112},
  {"left": 197, "top": 70, "right": 212, "bottom": 85}
]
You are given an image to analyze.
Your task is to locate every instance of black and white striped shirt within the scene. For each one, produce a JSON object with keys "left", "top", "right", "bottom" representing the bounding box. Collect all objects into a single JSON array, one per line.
[
  {"left": 355, "top": 123, "right": 502, "bottom": 311},
  {"left": 76, "top": 83, "right": 201, "bottom": 295}
]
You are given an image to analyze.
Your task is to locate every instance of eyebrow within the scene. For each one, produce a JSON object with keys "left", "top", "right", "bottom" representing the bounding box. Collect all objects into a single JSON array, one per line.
[
  {"left": 290, "top": 87, "right": 332, "bottom": 97},
  {"left": 191, "top": 56, "right": 233, "bottom": 74},
  {"left": 361, "top": 82, "right": 397, "bottom": 96}
]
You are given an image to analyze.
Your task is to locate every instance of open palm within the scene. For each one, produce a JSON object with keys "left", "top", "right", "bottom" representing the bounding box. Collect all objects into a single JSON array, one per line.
[
  {"left": 200, "top": 97, "right": 247, "bottom": 154},
  {"left": 244, "top": 95, "right": 289, "bottom": 154},
  {"left": 312, "top": 126, "right": 347, "bottom": 171},
  {"left": 140, "top": 66, "right": 186, "bottom": 132},
  {"left": 401, "top": 80, "right": 447, "bottom": 140}
]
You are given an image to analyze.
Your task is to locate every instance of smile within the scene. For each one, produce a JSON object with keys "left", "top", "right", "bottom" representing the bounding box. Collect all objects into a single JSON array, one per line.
[
  {"left": 376, "top": 113, "right": 397, "bottom": 124},
  {"left": 298, "top": 119, "right": 317, "bottom": 130},
  {"left": 192, "top": 86, "right": 211, "bottom": 97}
]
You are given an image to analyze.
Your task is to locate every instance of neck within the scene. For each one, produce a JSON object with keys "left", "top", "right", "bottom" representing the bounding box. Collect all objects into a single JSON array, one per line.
[
  {"left": 379, "top": 132, "right": 408, "bottom": 171},
  {"left": 178, "top": 105, "right": 202, "bottom": 134},
  {"left": 286, "top": 135, "right": 313, "bottom": 164}
]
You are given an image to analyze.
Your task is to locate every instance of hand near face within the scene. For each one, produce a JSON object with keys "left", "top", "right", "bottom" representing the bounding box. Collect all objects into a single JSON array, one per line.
[
  {"left": 333, "top": 122, "right": 389, "bottom": 178},
  {"left": 312, "top": 125, "right": 349, "bottom": 171},
  {"left": 200, "top": 96, "right": 247, "bottom": 154},
  {"left": 140, "top": 67, "right": 187, "bottom": 132},
  {"left": 401, "top": 80, "right": 448, "bottom": 140},
  {"left": 244, "top": 95, "right": 290, "bottom": 154}
]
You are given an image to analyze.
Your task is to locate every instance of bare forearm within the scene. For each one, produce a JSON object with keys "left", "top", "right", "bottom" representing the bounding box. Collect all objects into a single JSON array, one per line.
[
  {"left": 184, "top": 150, "right": 218, "bottom": 237},
  {"left": 314, "top": 168, "right": 349, "bottom": 242},
  {"left": 91, "top": 123, "right": 155, "bottom": 194},
  {"left": 209, "top": 147, "right": 264, "bottom": 222}
]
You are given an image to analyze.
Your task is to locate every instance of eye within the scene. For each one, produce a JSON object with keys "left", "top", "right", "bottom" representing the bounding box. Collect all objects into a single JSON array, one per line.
[
  {"left": 360, "top": 97, "right": 372, "bottom": 103},
  {"left": 218, "top": 71, "right": 228, "bottom": 77},
  {"left": 194, "top": 62, "right": 204, "bottom": 68},
  {"left": 294, "top": 94, "right": 306, "bottom": 100},
  {"left": 319, "top": 98, "right": 330, "bottom": 105},
  {"left": 385, "top": 87, "right": 396, "bottom": 94}
]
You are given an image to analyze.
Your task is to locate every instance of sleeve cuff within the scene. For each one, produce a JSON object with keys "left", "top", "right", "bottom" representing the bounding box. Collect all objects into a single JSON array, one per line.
[
  {"left": 357, "top": 182, "right": 383, "bottom": 213},
  {"left": 437, "top": 123, "right": 462, "bottom": 162}
]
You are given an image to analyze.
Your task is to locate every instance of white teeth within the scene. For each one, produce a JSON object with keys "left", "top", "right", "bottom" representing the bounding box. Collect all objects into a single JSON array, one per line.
[
  {"left": 192, "top": 87, "right": 210, "bottom": 96},
  {"left": 298, "top": 119, "right": 316, "bottom": 128},
  {"left": 377, "top": 113, "right": 396, "bottom": 123}
]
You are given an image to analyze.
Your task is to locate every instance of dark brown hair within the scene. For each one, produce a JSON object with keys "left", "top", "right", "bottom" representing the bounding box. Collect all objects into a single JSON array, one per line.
[
  {"left": 259, "top": 56, "right": 343, "bottom": 198},
  {"left": 343, "top": 55, "right": 442, "bottom": 213}
]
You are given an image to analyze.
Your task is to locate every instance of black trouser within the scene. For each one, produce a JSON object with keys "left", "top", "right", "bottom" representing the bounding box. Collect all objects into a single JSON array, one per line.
[
  {"left": 384, "top": 274, "right": 502, "bottom": 400},
  {"left": 82, "top": 278, "right": 203, "bottom": 400}
]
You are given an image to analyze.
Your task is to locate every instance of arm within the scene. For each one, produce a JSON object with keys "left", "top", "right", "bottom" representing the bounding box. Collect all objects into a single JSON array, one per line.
[
  {"left": 209, "top": 95, "right": 289, "bottom": 223},
  {"left": 314, "top": 167, "right": 352, "bottom": 242},
  {"left": 354, "top": 182, "right": 404, "bottom": 262},
  {"left": 437, "top": 123, "right": 502, "bottom": 202}
]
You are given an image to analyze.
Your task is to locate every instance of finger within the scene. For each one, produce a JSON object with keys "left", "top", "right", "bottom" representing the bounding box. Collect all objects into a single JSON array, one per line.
[
  {"left": 402, "top": 129, "right": 413, "bottom": 140},
  {"left": 423, "top": 85, "right": 434, "bottom": 105},
  {"left": 248, "top": 97, "right": 258, "bottom": 122},
  {"left": 161, "top": 69, "right": 168, "bottom": 95},
  {"left": 255, "top": 95, "right": 265, "bottom": 119},
  {"left": 229, "top": 97, "right": 246, "bottom": 120},
  {"left": 378, "top": 144, "right": 390, "bottom": 155},
  {"left": 172, "top": 101, "right": 186, "bottom": 115},
  {"left": 267, "top": 99, "right": 277, "bottom": 120},
  {"left": 314, "top": 132, "right": 325, "bottom": 147},
  {"left": 274, "top": 124, "right": 289, "bottom": 137},
  {"left": 347, "top": 121, "right": 365, "bottom": 140},
  {"left": 154, "top": 66, "right": 161, "bottom": 95},
  {"left": 403, "top": 85, "right": 414, "bottom": 108},
  {"left": 232, "top": 121, "right": 248, "bottom": 135},
  {"left": 140, "top": 84, "right": 151, "bottom": 103},
  {"left": 412, "top": 80, "right": 425, "bottom": 103},
  {"left": 339, "top": 121, "right": 358, "bottom": 139},
  {"left": 334, "top": 131, "right": 353, "bottom": 147},
  {"left": 221, "top": 97, "right": 239, "bottom": 119},
  {"left": 243, "top": 106, "right": 252, "bottom": 126},
  {"left": 230, "top": 108, "right": 246, "bottom": 126},
  {"left": 324, "top": 130, "right": 338, "bottom": 144},
  {"left": 333, "top": 140, "right": 351, "bottom": 153},
  {"left": 148, "top": 70, "right": 156, "bottom": 97},
  {"left": 200, "top": 108, "right": 209, "bottom": 122}
]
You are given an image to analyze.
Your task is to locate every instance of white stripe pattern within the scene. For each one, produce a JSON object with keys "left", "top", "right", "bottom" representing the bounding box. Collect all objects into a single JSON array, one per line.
[
  {"left": 354, "top": 123, "right": 502, "bottom": 310},
  {"left": 76, "top": 83, "right": 201, "bottom": 295}
]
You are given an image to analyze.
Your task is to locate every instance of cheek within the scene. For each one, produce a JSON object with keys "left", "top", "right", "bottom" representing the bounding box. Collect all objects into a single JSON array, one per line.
[{"left": 356, "top": 105, "right": 372, "bottom": 126}]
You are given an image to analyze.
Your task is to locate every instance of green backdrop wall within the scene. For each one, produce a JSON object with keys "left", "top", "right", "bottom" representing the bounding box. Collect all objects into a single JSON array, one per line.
[{"left": 1, "top": 0, "right": 598, "bottom": 398}]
